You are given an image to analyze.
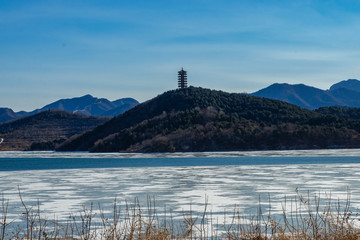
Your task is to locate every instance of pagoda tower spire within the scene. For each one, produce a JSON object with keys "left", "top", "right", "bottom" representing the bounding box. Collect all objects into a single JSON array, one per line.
[{"left": 178, "top": 68, "right": 187, "bottom": 89}]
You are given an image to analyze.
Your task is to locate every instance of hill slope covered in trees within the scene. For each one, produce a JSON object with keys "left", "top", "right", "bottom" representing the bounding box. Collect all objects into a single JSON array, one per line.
[
  {"left": 0, "top": 110, "right": 108, "bottom": 150},
  {"left": 57, "top": 87, "right": 360, "bottom": 152}
]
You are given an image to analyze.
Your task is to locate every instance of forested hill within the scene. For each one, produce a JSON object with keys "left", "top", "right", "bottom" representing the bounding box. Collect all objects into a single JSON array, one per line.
[
  {"left": 57, "top": 87, "right": 360, "bottom": 152},
  {"left": 0, "top": 110, "right": 108, "bottom": 151}
]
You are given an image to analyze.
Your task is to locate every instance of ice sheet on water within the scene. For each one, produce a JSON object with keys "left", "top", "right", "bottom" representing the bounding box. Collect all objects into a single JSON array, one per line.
[
  {"left": 1, "top": 150, "right": 360, "bottom": 228},
  {"left": 1, "top": 162, "right": 359, "bottom": 224}
]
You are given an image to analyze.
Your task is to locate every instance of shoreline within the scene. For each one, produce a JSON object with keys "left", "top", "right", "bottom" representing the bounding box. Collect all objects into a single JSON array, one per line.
[{"left": 1, "top": 148, "right": 360, "bottom": 159}]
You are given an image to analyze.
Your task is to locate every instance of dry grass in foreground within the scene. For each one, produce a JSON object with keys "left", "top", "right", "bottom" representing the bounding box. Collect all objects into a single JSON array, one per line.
[{"left": 1, "top": 189, "right": 360, "bottom": 239}]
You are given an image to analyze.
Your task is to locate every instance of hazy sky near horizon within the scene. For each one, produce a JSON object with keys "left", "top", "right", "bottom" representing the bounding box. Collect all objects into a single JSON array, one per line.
[{"left": 2, "top": 0, "right": 360, "bottom": 111}]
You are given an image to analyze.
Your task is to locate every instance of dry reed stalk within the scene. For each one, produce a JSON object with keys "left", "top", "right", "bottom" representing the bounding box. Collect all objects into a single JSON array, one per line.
[{"left": 0, "top": 194, "right": 9, "bottom": 240}]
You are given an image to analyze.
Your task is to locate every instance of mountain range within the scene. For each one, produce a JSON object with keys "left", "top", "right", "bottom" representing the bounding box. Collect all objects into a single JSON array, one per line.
[
  {"left": 3, "top": 79, "right": 360, "bottom": 152},
  {"left": 57, "top": 87, "right": 360, "bottom": 153},
  {"left": 252, "top": 79, "right": 360, "bottom": 109},
  {"left": 0, "top": 95, "right": 139, "bottom": 124},
  {"left": 3, "top": 79, "right": 360, "bottom": 125}
]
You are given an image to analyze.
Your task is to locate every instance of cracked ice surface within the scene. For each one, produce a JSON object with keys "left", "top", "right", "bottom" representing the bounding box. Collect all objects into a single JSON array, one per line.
[{"left": 0, "top": 149, "right": 360, "bottom": 224}]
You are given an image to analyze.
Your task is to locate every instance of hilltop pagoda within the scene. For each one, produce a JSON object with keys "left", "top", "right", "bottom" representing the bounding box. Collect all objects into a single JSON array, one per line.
[{"left": 178, "top": 68, "right": 188, "bottom": 89}]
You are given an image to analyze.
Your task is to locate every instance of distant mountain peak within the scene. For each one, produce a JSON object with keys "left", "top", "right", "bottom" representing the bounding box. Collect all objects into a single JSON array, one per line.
[
  {"left": 252, "top": 83, "right": 328, "bottom": 109},
  {"left": 0, "top": 108, "right": 20, "bottom": 123},
  {"left": 253, "top": 79, "right": 360, "bottom": 110},
  {"left": 72, "top": 94, "right": 95, "bottom": 100},
  {"left": 8, "top": 95, "right": 139, "bottom": 123},
  {"left": 330, "top": 79, "right": 360, "bottom": 92}
]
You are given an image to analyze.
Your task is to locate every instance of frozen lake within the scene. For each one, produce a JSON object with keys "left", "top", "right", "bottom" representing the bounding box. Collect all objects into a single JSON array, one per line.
[{"left": 1, "top": 149, "right": 360, "bottom": 226}]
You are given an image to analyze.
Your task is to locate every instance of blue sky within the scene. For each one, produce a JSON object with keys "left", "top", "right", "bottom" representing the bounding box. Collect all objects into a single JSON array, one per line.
[{"left": 2, "top": 0, "right": 360, "bottom": 111}]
